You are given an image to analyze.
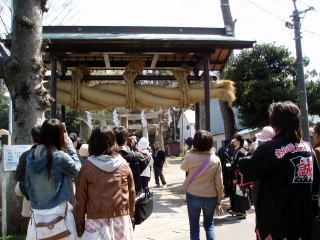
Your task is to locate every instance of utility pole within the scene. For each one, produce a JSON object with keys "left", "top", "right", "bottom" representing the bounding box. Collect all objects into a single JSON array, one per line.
[{"left": 286, "top": 0, "right": 313, "bottom": 142}]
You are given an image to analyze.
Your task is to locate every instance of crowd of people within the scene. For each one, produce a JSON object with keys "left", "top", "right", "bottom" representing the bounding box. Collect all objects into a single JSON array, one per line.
[
  {"left": 12, "top": 100, "right": 320, "bottom": 240},
  {"left": 181, "top": 101, "right": 319, "bottom": 240},
  {"left": 14, "top": 120, "right": 168, "bottom": 240}
]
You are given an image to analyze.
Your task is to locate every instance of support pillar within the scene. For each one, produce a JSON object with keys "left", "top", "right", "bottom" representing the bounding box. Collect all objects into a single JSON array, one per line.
[
  {"left": 61, "top": 106, "right": 66, "bottom": 122},
  {"left": 50, "top": 57, "right": 57, "bottom": 118},
  {"left": 142, "top": 126, "right": 148, "bottom": 139},
  {"left": 203, "top": 54, "right": 211, "bottom": 131},
  {"left": 159, "top": 123, "right": 165, "bottom": 151},
  {"left": 195, "top": 103, "right": 200, "bottom": 130},
  {"left": 61, "top": 64, "right": 66, "bottom": 122}
]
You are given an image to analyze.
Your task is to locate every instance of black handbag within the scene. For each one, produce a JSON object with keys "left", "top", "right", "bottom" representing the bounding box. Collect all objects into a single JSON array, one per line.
[{"left": 134, "top": 188, "right": 153, "bottom": 225}]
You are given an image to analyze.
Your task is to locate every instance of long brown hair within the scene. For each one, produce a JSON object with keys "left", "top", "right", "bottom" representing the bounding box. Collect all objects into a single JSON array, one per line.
[
  {"left": 39, "top": 119, "right": 65, "bottom": 179},
  {"left": 314, "top": 122, "right": 320, "bottom": 135}
]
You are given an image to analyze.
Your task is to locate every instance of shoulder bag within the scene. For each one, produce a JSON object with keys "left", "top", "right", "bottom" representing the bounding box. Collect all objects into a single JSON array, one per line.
[
  {"left": 134, "top": 187, "right": 154, "bottom": 225},
  {"left": 33, "top": 203, "right": 71, "bottom": 240},
  {"left": 186, "top": 154, "right": 212, "bottom": 189},
  {"left": 27, "top": 151, "right": 71, "bottom": 240}
]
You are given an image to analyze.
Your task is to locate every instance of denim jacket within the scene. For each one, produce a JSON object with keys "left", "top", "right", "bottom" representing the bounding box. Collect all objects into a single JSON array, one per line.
[{"left": 26, "top": 139, "right": 81, "bottom": 210}]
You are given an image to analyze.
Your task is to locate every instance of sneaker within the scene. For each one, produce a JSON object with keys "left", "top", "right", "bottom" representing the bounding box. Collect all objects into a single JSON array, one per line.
[
  {"left": 155, "top": 184, "right": 161, "bottom": 188},
  {"left": 162, "top": 184, "right": 167, "bottom": 188}
]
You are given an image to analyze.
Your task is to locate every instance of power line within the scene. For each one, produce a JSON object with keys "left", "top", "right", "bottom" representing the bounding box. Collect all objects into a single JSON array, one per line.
[
  {"left": 244, "top": 0, "right": 286, "bottom": 23},
  {"left": 298, "top": 0, "right": 320, "bottom": 13},
  {"left": 304, "top": 29, "right": 320, "bottom": 37}
]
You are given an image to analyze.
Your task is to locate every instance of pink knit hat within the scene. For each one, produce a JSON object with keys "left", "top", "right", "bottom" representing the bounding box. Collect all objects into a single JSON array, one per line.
[{"left": 255, "top": 126, "right": 275, "bottom": 141}]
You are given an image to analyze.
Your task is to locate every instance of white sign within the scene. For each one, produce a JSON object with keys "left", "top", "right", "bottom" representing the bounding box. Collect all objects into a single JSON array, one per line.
[{"left": 2, "top": 145, "right": 32, "bottom": 171}]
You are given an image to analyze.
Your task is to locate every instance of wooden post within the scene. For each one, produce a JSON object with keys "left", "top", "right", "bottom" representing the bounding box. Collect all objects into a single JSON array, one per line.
[
  {"left": 204, "top": 54, "right": 211, "bottom": 131},
  {"left": 50, "top": 57, "right": 57, "bottom": 118},
  {"left": 2, "top": 156, "right": 8, "bottom": 240},
  {"left": 159, "top": 123, "right": 165, "bottom": 151},
  {"left": 195, "top": 103, "right": 200, "bottom": 130},
  {"left": 61, "top": 64, "right": 66, "bottom": 122},
  {"left": 61, "top": 106, "right": 66, "bottom": 122}
]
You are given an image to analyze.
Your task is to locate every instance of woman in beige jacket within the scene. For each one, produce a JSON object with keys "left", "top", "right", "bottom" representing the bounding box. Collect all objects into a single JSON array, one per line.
[{"left": 181, "top": 130, "right": 223, "bottom": 240}]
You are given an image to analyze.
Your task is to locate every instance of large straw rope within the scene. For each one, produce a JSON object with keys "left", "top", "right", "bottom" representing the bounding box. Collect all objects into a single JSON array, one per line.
[
  {"left": 71, "top": 67, "right": 86, "bottom": 109},
  {"left": 173, "top": 66, "right": 192, "bottom": 108},
  {"left": 123, "top": 57, "right": 144, "bottom": 110}
]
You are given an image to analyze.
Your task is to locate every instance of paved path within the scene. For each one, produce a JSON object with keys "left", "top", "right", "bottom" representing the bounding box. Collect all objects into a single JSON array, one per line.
[{"left": 135, "top": 158, "right": 256, "bottom": 240}]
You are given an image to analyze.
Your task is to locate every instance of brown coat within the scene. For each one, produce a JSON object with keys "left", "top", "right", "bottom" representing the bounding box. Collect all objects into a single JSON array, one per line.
[
  {"left": 75, "top": 158, "right": 135, "bottom": 237},
  {"left": 181, "top": 150, "right": 224, "bottom": 204}
]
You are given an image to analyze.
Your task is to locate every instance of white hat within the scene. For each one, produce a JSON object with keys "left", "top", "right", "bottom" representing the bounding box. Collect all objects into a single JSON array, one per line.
[
  {"left": 79, "top": 144, "right": 89, "bottom": 157},
  {"left": 137, "top": 137, "right": 150, "bottom": 150}
]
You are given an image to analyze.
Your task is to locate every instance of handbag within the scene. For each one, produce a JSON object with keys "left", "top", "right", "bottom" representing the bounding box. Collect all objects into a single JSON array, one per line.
[
  {"left": 235, "top": 185, "right": 244, "bottom": 197},
  {"left": 33, "top": 203, "right": 71, "bottom": 240},
  {"left": 134, "top": 188, "right": 154, "bottom": 225}
]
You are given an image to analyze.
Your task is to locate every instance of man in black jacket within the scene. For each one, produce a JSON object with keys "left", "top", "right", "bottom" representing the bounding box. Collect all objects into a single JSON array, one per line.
[
  {"left": 114, "top": 127, "right": 150, "bottom": 194},
  {"left": 153, "top": 142, "right": 167, "bottom": 188}
]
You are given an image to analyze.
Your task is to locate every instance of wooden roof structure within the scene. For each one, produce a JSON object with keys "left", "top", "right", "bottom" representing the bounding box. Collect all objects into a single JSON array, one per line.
[
  {"left": 40, "top": 26, "right": 254, "bottom": 72},
  {"left": 4, "top": 25, "right": 255, "bottom": 131}
]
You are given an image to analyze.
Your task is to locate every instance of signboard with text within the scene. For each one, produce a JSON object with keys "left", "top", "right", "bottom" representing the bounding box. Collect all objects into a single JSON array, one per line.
[{"left": 2, "top": 145, "right": 32, "bottom": 171}]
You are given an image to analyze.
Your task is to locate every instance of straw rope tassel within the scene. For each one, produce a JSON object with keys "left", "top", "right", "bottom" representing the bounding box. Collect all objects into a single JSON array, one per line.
[
  {"left": 123, "top": 57, "right": 144, "bottom": 110},
  {"left": 173, "top": 66, "right": 192, "bottom": 108},
  {"left": 71, "top": 68, "right": 85, "bottom": 109}
]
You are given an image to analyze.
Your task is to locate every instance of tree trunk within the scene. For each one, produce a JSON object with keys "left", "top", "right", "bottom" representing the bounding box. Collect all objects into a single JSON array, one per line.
[
  {"left": 219, "top": 100, "right": 237, "bottom": 140},
  {"left": 2, "top": 0, "right": 50, "bottom": 234},
  {"left": 219, "top": 0, "right": 237, "bottom": 140}
]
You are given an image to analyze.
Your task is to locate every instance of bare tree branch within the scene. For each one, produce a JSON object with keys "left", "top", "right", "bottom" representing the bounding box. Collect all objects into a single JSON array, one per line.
[
  {"left": 0, "top": 6, "right": 10, "bottom": 34},
  {"left": 0, "top": 42, "right": 9, "bottom": 57},
  {"left": 0, "top": 56, "right": 4, "bottom": 79},
  {"left": 2, "top": 0, "right": 12, "bottom": 16},
  {"left": 58, "top": 5, "right": 76, "bottom": 25}
]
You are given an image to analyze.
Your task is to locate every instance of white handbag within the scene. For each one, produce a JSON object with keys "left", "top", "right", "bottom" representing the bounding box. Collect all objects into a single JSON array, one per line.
[{"left": 33, "top": 203, "right": 71, "bottom": 240}]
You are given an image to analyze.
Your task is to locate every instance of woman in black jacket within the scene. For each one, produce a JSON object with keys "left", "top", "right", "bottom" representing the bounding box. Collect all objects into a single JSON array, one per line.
[
  {"left": 229, "top": 134, "right": 250, "bottom": 219},
  {"left": 239, "top": 101, "right": 319, "bottom": 240}
]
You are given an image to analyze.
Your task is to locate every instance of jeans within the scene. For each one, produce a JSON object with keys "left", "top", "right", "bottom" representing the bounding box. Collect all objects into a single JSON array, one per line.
[
  {"left": 186, "top": 192, "right": 217, "bottom": 240},
  {"left": 154, "top": 166, "right": 166, "bottom": 185}
]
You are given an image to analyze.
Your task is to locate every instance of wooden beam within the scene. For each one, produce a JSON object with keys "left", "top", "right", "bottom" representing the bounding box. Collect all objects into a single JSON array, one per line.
[
  {"left": 204, "top": 54, "right": 211, "bottom": 131},
  {"left": 44, "top": 75, "right": 202, "bottom": 81},
  {"left": 150, "top": 54, "right": 159, "bottom": 68},
  {"left": 102, "top": 52, "right": 111, "bottom": 68},
  {"left": 45, "top": 60, "right": 200, "bottom": 68},
  {"left": 43, "top": 26, "right": 227, "bottom": 36}
]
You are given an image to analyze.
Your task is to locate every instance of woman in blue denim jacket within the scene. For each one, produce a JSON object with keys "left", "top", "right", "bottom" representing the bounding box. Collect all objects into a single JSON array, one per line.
[{"left": 25, "top": 119, "right": 81, "bottom": 240}]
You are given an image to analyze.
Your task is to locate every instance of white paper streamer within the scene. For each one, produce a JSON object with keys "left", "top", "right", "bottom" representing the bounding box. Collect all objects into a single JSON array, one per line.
[
  {"left": 113, "top": 109, "right": 119, "bottom": 126},
  {"left": 141, "top": 110, "right": 147, "bottom": 127}
]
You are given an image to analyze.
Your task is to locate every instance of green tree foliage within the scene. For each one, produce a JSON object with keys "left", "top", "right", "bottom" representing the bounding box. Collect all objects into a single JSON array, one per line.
[
  {"left": 225, "top": 43, "right": 299, "bottom": 128},
  {"left": 45, "top": 107, "right": 83, "bottom": 134},
  {"left": 0, "top": 94, "right": 8, "bottom": 129},
  {"left": 306, "top": 80, "right": 320, "bottom": 116}
]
